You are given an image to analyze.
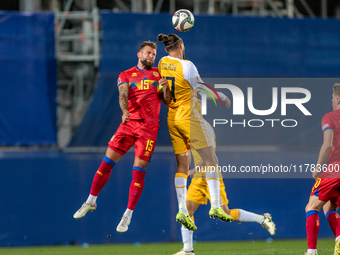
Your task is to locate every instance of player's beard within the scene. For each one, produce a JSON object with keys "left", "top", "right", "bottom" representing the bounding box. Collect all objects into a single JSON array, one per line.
[{"left": 141, "top": 59, "right": 154, "bottom": 69}]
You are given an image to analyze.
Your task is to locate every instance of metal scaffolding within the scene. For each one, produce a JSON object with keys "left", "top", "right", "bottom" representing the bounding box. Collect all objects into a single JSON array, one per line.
[
  {"left": 111, "top": 0, "right": 319, "bottom": 18},
  {"left": 188, "top": 0, "right": 315, "bottom": 18},
  {"left": 55, "top": 0, "right": 100, "bottom": 148}
]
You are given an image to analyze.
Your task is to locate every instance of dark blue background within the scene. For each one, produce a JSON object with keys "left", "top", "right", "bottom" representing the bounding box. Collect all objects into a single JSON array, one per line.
[
  {"left": 0, "top": 12, "right": 57, "bottom": 146},
  {"left": 0, "top": 150, "right": 332, "bottom": 247}
]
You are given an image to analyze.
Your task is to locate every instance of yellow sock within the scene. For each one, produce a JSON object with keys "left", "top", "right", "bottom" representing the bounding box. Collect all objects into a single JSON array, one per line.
[
  {"left": 230, "top": 209, "right": 239, "bottom": 221},
  {"left": 175, "top": 172, "right": 188, "bottom": 179}
]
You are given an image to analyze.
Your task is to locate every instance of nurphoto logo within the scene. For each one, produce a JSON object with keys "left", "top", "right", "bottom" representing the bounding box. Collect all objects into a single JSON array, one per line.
[{"left": 200, "top": 84, "right": 311, "bottom": 128}]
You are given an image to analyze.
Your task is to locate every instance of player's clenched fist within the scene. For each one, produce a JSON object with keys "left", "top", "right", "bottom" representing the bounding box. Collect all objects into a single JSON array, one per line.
[
  {"left": 159, "top": 78, "right": 172, "bottom": 104},
  {"left": 159, "top": 78, "right": 169, "bottom": 90},
  {"left": 122, "top": 110, "right": 130, "bottom": 124}
]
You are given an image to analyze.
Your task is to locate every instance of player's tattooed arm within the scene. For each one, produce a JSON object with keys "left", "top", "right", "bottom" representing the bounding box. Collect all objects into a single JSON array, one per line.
[
  {"left": 163, "top": 87, "right": 173, "bottom": 105},
  {"left": 159, "top": 78, "right": 172, "bottom": 105},
  {"left": 118, "top": 84, "right": 130, "bottom": 123}
]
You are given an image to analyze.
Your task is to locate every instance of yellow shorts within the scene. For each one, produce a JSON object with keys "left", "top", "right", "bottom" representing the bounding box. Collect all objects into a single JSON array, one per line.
[
  {"left": 168, "top": 119, "right": 213, "bottom": 155},
  {"left": 187, "top": 177, "right": 229, "bottom": 206}
]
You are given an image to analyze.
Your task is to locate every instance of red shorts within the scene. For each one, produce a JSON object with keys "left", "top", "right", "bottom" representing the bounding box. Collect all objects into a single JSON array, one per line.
[
  {"left": 310, "top": 178, "right": 340, "bottom": 207},
  {"left": 108, "top": 120, "right": 159, "bottom": 162}
]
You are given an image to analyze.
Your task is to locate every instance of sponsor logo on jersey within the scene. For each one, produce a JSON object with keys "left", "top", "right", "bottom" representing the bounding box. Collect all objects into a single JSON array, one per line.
[
  {"left": 144, "top": 151, "right": 150, "bottom": 156},
  {"left": 132, "top": 73, "right": 137, "bottom": 77},
  {"left": 161, "top": 63, "right": 177, "bottom": 71}
]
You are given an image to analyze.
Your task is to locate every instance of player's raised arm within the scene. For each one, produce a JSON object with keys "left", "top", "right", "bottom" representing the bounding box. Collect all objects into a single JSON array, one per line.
[
  {"left": 118, "top": 83, "right": 130, "bottom": 123},
  {"left": 184, "top": 61, "right": 231, "bottom": 108}
]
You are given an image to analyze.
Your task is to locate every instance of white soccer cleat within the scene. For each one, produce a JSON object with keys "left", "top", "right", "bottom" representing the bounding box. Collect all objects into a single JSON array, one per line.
[
  {"left": 116, "top": 216, "right": 131, "bottom": 233},
  {"left": 262, "top": 213, "right": 276, "bottom": 235},
  {"left": 73, "top": 202, "right": 97, "bottom": 219},
  {"left": 173, "top": 249, "right": 195, "bottom": 255},
  {"left": 304, "top": 251, "right": 318, "bottom": 255}
]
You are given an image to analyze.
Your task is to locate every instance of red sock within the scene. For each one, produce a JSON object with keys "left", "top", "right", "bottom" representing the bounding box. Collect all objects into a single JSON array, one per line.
[
  {"left": 127, "top": 167, "right": 146, "bottom": 210},
  {"left": 306, "top": 210, "right": 319, "bottom": 249},
  {"left": 90, "top": 156, "right": 116, "bottom": 196},
  {"left": 326, "top": 210, "right": 340, "bottom": 238}
]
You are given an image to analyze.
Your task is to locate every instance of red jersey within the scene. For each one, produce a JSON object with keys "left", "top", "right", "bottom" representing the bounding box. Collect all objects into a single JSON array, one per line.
[
  {"left": 321, "top": 110, "right": 340, "bottom": 166},
  {"left": 118, "top": 66, "right": 161, "bottom": 126}
]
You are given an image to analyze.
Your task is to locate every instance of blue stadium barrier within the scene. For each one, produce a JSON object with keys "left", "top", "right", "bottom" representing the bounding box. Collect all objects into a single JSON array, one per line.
[
  {"left": 0, "top": 150, "right": 334, "bottom": 247},
  {"left": 70, "top": 12, "right": 340, "bottom": 147},
  {"left": 0, "top": 11, "right": 57, "bottom": 146}
]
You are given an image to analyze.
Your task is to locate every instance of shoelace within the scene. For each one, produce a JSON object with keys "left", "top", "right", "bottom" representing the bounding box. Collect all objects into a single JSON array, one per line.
[
  {"left": 121, "top": 217, "right": 129, "bottom": 226},
  {"left": 78, "top": 204, "right": 87, "bottom": 213},
  {"left": 79, "top": 203, "right": 93, "bottom": 213}
]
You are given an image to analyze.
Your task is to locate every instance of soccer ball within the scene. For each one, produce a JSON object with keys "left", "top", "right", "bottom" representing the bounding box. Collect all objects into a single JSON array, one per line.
[{"left": 172, "top": 9, "right": 195, "bottom": 32}]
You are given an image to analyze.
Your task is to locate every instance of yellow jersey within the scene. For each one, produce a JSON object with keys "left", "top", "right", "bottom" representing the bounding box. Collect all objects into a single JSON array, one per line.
[{"left": 158, "top": 56, "right": 203, "bottom": 121}]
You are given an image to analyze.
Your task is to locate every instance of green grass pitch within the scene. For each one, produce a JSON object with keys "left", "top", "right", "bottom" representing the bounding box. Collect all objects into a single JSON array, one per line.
[{"left": 0, "top": 238, "right": 335, "bottom": 255}]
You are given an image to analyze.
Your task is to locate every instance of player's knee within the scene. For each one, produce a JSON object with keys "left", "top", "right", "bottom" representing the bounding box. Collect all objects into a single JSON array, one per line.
[
  {"left": 305, "top": 203, "right": 322, "bottom": 213},
  {"left": 105, "top": 147, "right": 122, "bottom": 162},
  {"left": 133, "top": 158, "right": 148, "bottom": 169},
  {"left": 305, "top": 204, "right": 309, "bottom": 213},
  {"left": 323, "top": 207, "right": 329, "bottom": 216},
  {"left": 322, "top": 203, "right": 337, "bottom": 215},
  {"left": 177, "top": 162, "right": 190, "bottom": 174},
  {"left": 305, "top": 203, "right": 316, "bottom": 212}
]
